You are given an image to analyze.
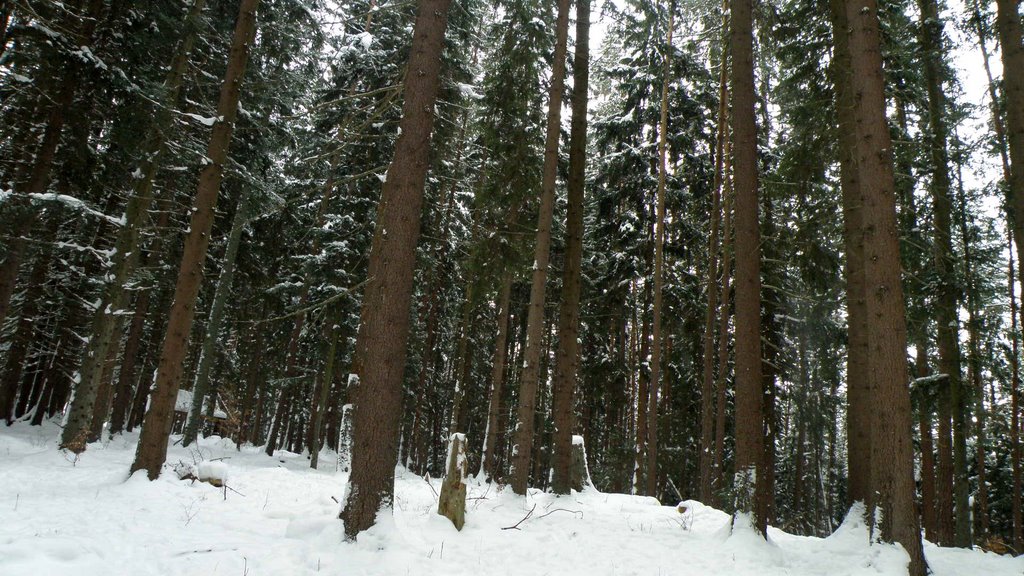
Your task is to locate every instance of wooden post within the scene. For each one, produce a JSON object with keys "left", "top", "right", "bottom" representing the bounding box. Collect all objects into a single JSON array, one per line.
[{"left": 438, "top": 433, "right": 468, "bottom": 530}]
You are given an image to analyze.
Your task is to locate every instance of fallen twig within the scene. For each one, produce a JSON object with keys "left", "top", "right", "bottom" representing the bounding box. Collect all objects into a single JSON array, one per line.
[{"left": 502, "top": 503, "right": 537, "bottom": 530}]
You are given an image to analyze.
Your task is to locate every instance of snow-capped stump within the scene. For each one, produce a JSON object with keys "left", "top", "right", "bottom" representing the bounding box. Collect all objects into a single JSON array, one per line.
[
  {"left": 570, "top": 435, "right": 592, "bottom": 492},
  {"left": 196, "top": 460, "right": 229, "bottom": 488},
  {"left": 437, "top": 433, "right": 468, "bottom": 531}
]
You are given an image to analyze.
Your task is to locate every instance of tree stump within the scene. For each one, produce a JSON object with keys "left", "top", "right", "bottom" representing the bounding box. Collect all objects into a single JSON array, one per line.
[
  {"left": 570, "top": 435, "right": 592, "bottom": 492},
  {"left": 438, "top": 433, "right": 468, "bottom": 530}
]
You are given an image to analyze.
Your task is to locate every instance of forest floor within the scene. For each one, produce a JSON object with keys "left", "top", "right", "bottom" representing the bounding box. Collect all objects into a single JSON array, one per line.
[{"left": 0, "top": 423, "right": 1019, "bottom": 576}]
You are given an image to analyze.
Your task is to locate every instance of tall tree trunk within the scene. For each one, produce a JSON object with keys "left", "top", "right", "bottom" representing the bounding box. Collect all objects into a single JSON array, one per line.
[
  {"left": 828, "top": 0, "right": 870, "bottom": 509},
  {"left": 182, "top": 186, "right": 252, "bottom": 446},
  {"left": 916, "top": 0, "right": 970, "bottom": 546},
  {"left": 59, "top": 0, "right": 208, "bottom": 453},
  {"left": 844, "top": 1, "right": 926, "bottom": 572},
  {"left": 647, "top": 0, "right": 674, "bottom": 499},
  {"left": 339, "top": 0, "right": 452, "bottom": 539},
  {"left": 729, "top": 0, "right": 764, "bottom": 534},
  {"left": 130, "top": 0, "right": 260, "bottom": 479},
  {"left": 509, "top": 0, "right": 571, "bottom": 496},
  {"left": 700, "top": 5, "right": 729, "bottom": 504},
  {"left": 551, "top": 0, "right": 590, "bottom": 495}
]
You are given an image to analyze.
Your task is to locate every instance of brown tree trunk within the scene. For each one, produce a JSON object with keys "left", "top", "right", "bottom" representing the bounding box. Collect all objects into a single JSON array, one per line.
[
  {"left": 130, "top": 0, "right": 260, "bottom": 479},
  {"left": 700, "top": 6, "right": 729, "bottom": 504},
  {"left": 87, "top": 338, "right": 121, "bottom": 441},
  {"left": 828, "top": 0, "right": 870, "bottom": 509},
  {"left": 550, "top": 0, "right": 590, "bottom": 496},
  {"left": 509, "top": 0, "right": 571, "bottom": 496},
  {"left": 647, "top": 0, "right": 674, "bottom": 500},
  {"left": 729, "top": 0, "right": 764, "bottom": 534},
  {"left": 917, "top": 0, "right": 970, "bottom": 547},
  {"left": 844, "top": 1, "right": 926, "bottom": 572},
  {"left": 340, "top": 0, "right": 452, "bottom": 539}
]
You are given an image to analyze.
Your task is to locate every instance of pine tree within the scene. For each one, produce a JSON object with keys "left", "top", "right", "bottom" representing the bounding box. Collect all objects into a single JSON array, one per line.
[{"left": 340, "top": 0, "right": 453, "bottom": 539}]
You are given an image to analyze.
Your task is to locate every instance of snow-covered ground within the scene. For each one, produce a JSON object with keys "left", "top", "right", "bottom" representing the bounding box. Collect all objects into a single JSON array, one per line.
[{"left": 0, "top": 423, "right": 1017, "bottom": 576}]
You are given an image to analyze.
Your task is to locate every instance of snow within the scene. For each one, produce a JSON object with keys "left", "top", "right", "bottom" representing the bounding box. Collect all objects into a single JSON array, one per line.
[
  {"left": 196, "top": 461, "right": 229, "bottom": 484},
  {"left": 0, "top": 422, "right": 1018, "bottom": 576},
  {"left": 172, "top": 389, "right": 228, "bottom": 420},
  {"left": 27, "top": 193, "right": 124, "bottom": 226},
  {"left": 181, "top": 113, "right": 221, "bottom": 127}
]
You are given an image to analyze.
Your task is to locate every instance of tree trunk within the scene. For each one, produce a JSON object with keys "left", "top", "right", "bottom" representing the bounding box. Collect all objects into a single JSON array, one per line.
[
  {"left": 130, "top": 0, "right": 260, "bottom": 479},
  {"left": 729, "top": 0, "right": 764, "bottom": 534},
  {"left": 509, "top": 0, "right": 571, "bottom": 496},
  {"left": 713, "top": 150, "right": 734, "bottom": 500},
  {"left": 916, "top": 0, "right": 970, "bottom": 547},
  {"left": 828, "top": 0, "right": 871, "bottom": 509},
  {"left": 310, "top": 315, "right": 342, "bottom": 469},
  {"left": 480, "top": 271, "right": 513, "bottom": 479},
  {"left": 182, "top": 186, "right": 252, "bottom": 446},
  {"left": 843, "top": 1, "right": 926, "bottom": 572},
  {"left": 700, "top": 5, "right": 729, "bottom": 504},
  {"left": 647, "top": 0, "right": 674, "bottom": 500},
  {"left": 340, "top": 0, "right": 452, "bottom": 539},
  {"left": 59, "top": 0, "right": 207, "bottom": 453},
  {"left": 550, "top": 0, "right": 590, "bottom": 496}
]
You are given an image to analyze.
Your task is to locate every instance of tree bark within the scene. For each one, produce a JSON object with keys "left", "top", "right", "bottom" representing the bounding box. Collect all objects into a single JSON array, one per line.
[
  {"left": 700, "top": 5, "right": 729, "bottom": 504},
  {"left": 729, "top": 0, "right": 764, "bottom": 534},
  {"left": 647, "top": 0, "right": 674, "bottom": 500},
  {"left": 551, "top": 0, "right": 590, "bottom": 496},
  {"left": 843, "top": 1, "right": 926, "bottom": 572},
  {"left": 340, "top": 0, "right": 452, "bottom": 539},
  {"left": 130, "top": 0, "right": 260, "bottom": 479},
  {"left": 509, "top": 0, "right": 571, "bottom": 496},
  {"left": 828, "top": 0, "right": 870, "bottom": 509}
]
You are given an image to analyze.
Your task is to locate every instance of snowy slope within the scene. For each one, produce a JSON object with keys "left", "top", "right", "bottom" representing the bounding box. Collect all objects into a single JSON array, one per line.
[{"left": 0, "top": 423, "right": 1017, "bottom": 576}]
